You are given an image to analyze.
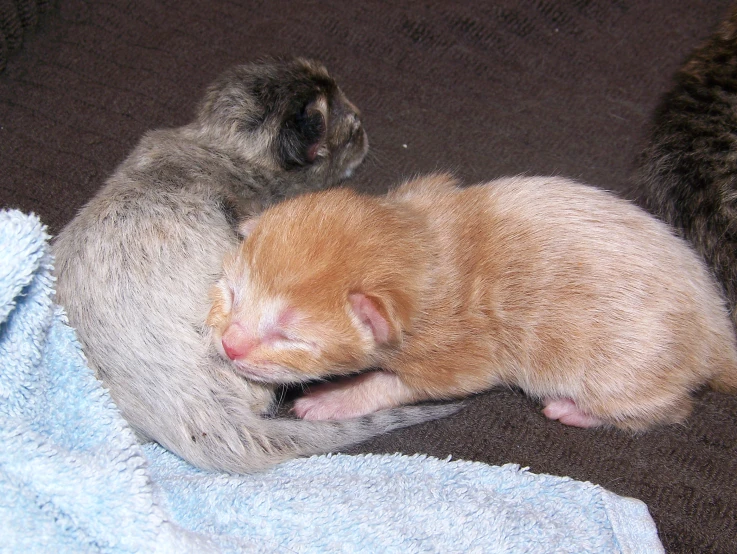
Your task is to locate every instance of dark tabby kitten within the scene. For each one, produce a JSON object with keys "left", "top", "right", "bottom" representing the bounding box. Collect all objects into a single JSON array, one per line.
[
  {"left": 53, "top": 58, "right": 456, "bottom": 473},
  {"left": 634, "top": 7, "right": 737, "bottom": 328}
]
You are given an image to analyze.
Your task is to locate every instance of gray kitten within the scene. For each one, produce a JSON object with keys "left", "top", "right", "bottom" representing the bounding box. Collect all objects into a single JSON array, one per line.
[{"left": 53, "top": 58, "right": 456, "bottom": 473}]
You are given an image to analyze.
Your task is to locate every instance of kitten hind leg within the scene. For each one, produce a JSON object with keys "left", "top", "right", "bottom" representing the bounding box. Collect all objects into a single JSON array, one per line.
[
  {"left": 294, "top": 370, "right": 418, "bottom": 420},
  {"left": 543, "top": 393, "right": 693, "bottom": 432},
  {"left": 542, "top": 398, "right": 606, "bottom": 428}
]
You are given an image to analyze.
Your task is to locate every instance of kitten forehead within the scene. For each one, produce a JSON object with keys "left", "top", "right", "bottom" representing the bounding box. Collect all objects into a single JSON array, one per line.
[
  {"left": 243, "top": 187, "right": 416, "bottom": 304},
  {"left": 259, "top": 296, "right": 292, "bottom": 333},
  {"left": 222, "top": 247, "right": 256, "bottom": 313},
  {"left": 224, "top": 247, "right": 294, "bottom": 327},
  {"left": 224, "top": 246, "right": 252, "bottom": 288}
]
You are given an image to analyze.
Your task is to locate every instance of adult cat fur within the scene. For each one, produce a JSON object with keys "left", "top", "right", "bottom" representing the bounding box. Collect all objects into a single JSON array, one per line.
[
  {"left": 633, "top": 6, "right": 737, "bottom": 330},
  {"left": 53, "top": 59, "right": 457, "bottom": 473},
  {"left": 209, "top": 174, "right": 737, "bottom": 430}
]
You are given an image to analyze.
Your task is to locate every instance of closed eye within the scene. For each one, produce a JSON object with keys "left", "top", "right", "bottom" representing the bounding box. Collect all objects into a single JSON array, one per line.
[
  {"left": 262, "top": 329, "right": 318, "bottom": 352},
  {"left": 263, "top": 328, "right": 290, "bottom": 344}
]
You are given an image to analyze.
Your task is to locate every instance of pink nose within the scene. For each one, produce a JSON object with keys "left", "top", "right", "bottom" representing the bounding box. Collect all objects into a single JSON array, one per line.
[
  {"left": 222, "top": 339, "right": 244, "bottom": 360},
  {"left": 221, "top": 324, "right": 256, "bottom": 360}
]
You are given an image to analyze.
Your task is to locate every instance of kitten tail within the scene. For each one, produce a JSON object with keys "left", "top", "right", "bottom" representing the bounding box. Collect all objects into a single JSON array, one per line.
[{"left": 180, "top": 403, "right": 463, "bottom": 474}]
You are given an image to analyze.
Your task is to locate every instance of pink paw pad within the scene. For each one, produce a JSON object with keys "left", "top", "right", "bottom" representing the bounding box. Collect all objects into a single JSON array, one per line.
[
  {"left": 293, "top": 380, "right": 375, "bottom": 421},
  {"left": 542, "top": 398, "right": 604, "bottom": 428}
]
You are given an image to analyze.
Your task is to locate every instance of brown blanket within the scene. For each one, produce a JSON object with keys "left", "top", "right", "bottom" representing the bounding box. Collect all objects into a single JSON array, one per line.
[
  {"left": 1, "top": 2, "right": 735, "bottom": 552},
  {"left": 0, "top": 0, "right": 53, "bottom": 71}
]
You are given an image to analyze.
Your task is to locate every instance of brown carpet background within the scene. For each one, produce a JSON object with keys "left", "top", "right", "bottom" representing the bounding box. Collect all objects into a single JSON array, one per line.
[
  {"left": 0, "top": 0, "right": 54, "bottom": 72},
  {"left": 1, "top": 2, "right": 736, "bottom": 552}
]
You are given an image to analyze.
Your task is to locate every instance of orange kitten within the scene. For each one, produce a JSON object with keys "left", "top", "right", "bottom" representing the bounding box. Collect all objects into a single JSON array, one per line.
[{"left": 207, "top": 174, "right": 737, "bottom": 431}]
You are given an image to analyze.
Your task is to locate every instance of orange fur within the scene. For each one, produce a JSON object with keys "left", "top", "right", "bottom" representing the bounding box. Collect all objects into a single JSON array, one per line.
[{"left": 208, "top": 174, "right": 737, "bottom": 430}]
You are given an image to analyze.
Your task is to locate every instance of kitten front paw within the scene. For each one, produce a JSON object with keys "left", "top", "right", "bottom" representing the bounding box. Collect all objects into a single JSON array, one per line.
[{"left": 293, "top": 378, "right": 381, "bottom": 420}]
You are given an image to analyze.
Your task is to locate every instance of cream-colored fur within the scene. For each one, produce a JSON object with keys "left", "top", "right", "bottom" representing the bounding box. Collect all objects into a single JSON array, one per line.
[
  {"left": 52, "top": 60, "right": 460, "bottom": 474},
  {"left": 209, "top": 174, "right": 737, "bottom": 431}
]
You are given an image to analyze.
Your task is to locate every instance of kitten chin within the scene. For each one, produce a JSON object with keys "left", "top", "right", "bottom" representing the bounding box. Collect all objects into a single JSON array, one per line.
[
  {"left": 210, "top": 173, "right": 737, "bottom": 431},
  {"left": 51, "top": 59, "right": 454, "bottom": 474}
]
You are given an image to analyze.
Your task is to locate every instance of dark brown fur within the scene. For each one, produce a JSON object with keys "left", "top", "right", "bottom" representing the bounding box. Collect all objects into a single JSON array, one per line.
[{"left": 632, "top": 6, "right": 737, "bottom": 344}]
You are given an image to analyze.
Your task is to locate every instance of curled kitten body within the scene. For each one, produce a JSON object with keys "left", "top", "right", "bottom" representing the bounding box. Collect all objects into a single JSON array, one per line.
[
  {"left": 210, "top": 174, "right": 737, "bottom": 431},
  {"left": 633, "top": 7, "right": 737, "bottom": 332},
  {"left": 53, "top": 59, "right": 456, "bottom": 473}
]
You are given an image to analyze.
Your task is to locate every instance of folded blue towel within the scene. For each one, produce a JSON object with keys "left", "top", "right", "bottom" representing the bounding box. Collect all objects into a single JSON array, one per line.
[{"left": 0, "top": 210, "right": 664, "bottom": 554}]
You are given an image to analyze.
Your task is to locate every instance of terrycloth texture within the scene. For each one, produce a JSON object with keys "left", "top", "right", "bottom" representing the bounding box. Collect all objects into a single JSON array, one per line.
[
  {"left": 0, "top": 209, "right": 663, "bottom": 554},
  {"left": 0, "top": 209, "right": 209, "bottom": 553},
  {"left": 146, "top": 449, "right": 664, "bottom": 554},
  {"left": 3, "top": 2, "right": 737, "bottom": 551}
]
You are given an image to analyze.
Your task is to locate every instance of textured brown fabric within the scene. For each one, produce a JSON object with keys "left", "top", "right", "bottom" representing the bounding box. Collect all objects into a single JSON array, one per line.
[
  {"left": 0, "top": 0, "right": 54, "bottom": 71},
  {"left": 1, "top": 1, "right": 736, "bottom": 552}
]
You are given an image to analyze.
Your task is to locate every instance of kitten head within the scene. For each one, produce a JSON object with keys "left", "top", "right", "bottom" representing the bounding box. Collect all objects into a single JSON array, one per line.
[
  {"left": 206, "top": 188, "right": 426, "bottom": 384},
  {"left": 195, "top": 58, "right": 368, "bottom": 186}
]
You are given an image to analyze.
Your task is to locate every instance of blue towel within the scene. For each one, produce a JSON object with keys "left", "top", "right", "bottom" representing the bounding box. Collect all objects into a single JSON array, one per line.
[{"left": 0, "top": 209, "right": 664, "bottom": 554}]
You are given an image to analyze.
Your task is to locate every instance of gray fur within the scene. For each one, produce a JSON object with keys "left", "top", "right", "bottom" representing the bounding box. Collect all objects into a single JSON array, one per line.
[{"left": 53, "top": 58, "right": 458, "bottom": 473}]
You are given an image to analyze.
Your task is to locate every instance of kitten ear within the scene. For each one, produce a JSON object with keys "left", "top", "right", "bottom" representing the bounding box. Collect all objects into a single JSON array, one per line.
[
  {"left": 206, "top": 280, "right": 232, "bottom": 328},
  {"left": 349, "top": 293, "right": 400, "bottom": 345},
  {"left": 237, "top": 217, "right": 259, "bottom": 238},
  {"left": 276, "top": 95, "right": 328, "bottom": 169}
]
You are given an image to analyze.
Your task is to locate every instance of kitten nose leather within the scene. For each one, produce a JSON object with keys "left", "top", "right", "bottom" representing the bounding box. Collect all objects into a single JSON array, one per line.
[
  {"left": 221, "top": 324, "right": 256, "bottom": 360},
  {"left": 222, "top": 340, "right": 243, "bottom": 361}
]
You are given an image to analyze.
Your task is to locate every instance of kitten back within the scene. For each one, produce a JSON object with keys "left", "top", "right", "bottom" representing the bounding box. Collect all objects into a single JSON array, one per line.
[
  {"left": 214, "top": 173, "right": 737, "bottom": 430},
  {"left": 52, "top": 57, "right": 441, "bottom": 474},
  {"left": 631, "top": 6, "right": 737, "bottom": 333}
]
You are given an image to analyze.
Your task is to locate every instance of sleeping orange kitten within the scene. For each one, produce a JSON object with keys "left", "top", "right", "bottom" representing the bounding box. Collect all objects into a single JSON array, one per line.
[{"left": 207, "top": 174, "right": 737, "bottom": 431}]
